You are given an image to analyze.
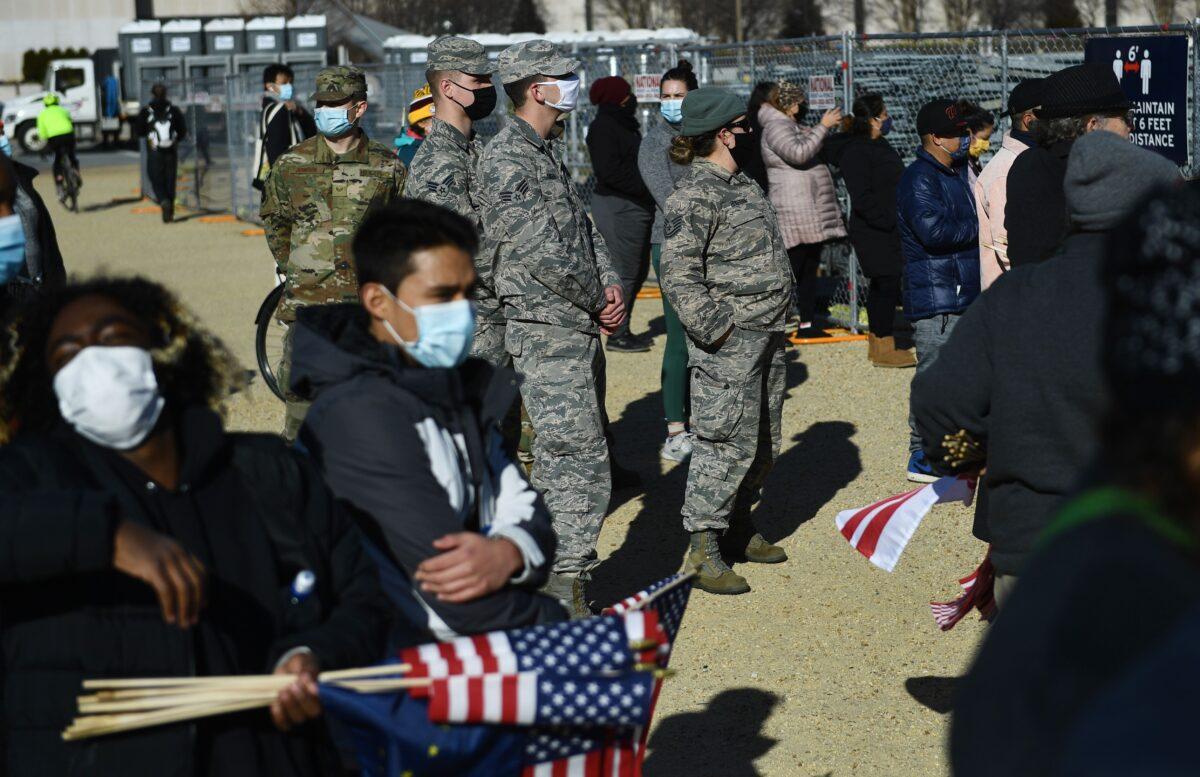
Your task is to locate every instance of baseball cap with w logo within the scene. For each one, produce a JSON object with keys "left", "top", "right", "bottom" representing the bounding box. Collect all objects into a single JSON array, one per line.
[{"left": 917, "top": 98, "right": 968, "bottom": 138}]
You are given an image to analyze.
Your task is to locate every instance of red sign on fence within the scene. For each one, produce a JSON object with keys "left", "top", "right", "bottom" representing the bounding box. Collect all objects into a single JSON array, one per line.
[{"left": 634, "top": 74, "right": 662, "bottom": 103}]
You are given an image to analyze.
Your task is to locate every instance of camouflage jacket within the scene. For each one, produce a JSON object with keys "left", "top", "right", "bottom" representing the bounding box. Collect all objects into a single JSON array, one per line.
[
  {"left": 406, "top": 118, "right": 502, "bottom": 320},
  {"left": 260, "top": 130, "right": 405, "bottom": 321},
  {"left": 661, "top": 159, "right": 794, "bottom": 346},
  {"left": 477, "top": 116, "right": 619, "bottom": 334}
]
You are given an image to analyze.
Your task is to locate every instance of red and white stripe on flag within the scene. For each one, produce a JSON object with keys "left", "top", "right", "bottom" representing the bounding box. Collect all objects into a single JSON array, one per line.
[
  {"left": 930, "top": 552, "right": 997, "bottom": 630},
  {"left": 427, "top": 671, "right": 538, "bottom": 725},
  {"left": 401, "top": 632, "right": 517, "bottom": 680},
  {"left": 835, "top": 475, "right": 975, "bottom": 572},
  {"left": 522, "top": 751, "right": 605, "bottom": 777}
]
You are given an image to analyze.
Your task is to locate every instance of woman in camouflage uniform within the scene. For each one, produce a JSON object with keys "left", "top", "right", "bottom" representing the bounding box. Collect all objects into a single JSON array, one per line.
[{"left": 660, "top": 89, "right": 795, "bottom": 595}]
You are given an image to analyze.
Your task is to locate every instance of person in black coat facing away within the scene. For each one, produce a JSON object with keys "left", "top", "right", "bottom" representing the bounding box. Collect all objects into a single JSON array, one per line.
[
  {"left": 735, "top": 81, "right": 774, "bottom": 193},
  {"left": 0, "top": 277, "right": 389, "bottom": 777},
  {"left": 586, "top": 76, "right": 655, "bottom": 352},
  {"left": 835, "top": 93, "right": 913, "bottom": 368},
  {"left": 136, "top": 83, "right": 189, "bottom": 223},
  {"left": 913, "top": 130, "right": 1180, "bottom": 613},
  {"left": 949, "top": 180, "right": 1197, "bottom": 777},
  {"left": 1005, "top": 63, "right": 1131, "bottom": 267}
]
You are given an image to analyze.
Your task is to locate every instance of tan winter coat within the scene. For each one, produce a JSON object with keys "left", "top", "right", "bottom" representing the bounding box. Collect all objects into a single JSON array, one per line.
[{"left": 758, "top": 103, "right": 847, "bottom": 248}]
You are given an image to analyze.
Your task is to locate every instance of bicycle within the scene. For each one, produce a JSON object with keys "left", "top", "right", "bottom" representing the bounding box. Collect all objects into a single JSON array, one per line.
[
  {"left": 53, "top": 155, "right": 81, "bottom": 213},
  {"left": 255, "top": 282, "right": 288, "bottom": 401}
]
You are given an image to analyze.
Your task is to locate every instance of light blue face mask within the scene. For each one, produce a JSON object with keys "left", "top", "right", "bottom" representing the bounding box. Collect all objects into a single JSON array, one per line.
[
  {"left": 0, "top": 214, "right": 27, "bottom": 284},
  {"left": 381, "top": 287, "right": 476, "bottom": 368},
  {"left": 315, "top": 106, "right": 355, "bottom": 137},
  {"left": 660, "top": 99, "right": 683, "bottom": 124},
  {"left": 0, "top": 134, "right": 11, "bottom": 157},
  {"left": 277, "top": 82, "right": 294, "bottom": 101}
]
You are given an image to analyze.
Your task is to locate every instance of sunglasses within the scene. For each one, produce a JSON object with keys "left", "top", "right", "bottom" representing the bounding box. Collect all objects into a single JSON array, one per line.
[{"left": 724, "top": 118, "right": 753, "bottom": 134}]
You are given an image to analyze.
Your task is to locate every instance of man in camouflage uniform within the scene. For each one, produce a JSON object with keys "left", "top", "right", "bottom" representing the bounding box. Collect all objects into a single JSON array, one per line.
[
  {"left": 660, "top": 88, "right": 794, "bottom": 595},
  {"left": 477, "top": 40, "right": 626, "bottom": 616},
  {"left": 260, "top": 66, "right": 405, "bottom": 440},
  {"left": 407, "top": 35, "right": 504, "bottom": 363}
]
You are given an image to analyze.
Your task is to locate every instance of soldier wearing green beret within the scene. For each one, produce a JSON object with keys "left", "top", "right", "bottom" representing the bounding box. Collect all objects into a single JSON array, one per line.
[
  {"left": 260, "top": 66, "right": 406, "bottom": 441},
  {"left": 476, "top": 40, "right": 626, "bottom": 617},
  {"left": 660, "top": 88, "right": 794, "bottom": 595}
]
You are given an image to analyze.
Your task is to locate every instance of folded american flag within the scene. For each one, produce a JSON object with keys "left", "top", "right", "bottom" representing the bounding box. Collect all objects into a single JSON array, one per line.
[
  {"left": 835, "top": 475, "right": 975, "bottom": 572},
  {"left": 930, "top": 552, "right": 997, "bottom": 630}
]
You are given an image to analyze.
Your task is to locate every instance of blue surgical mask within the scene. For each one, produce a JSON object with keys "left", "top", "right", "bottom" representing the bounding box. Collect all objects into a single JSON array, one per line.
[
  {"left": 381, "top": 287, "right": 476, "bottom": 368},
  {"left": 879, "top": 117, "right": 893, "bottom": 136},
  {"left": 660, "top": 99, "right": 683, "bottom": 124},
  {"left": 0, "top": 134, "right": 11, "bottom": 157},
  {"left": 0, "top": 214, "right": 25, "bottom": 284},
  {"left": 315, "top": 106, "right": 355, "bottom": 137},
  {"left": 949, "top": 135, "right": 971, "bottom": 162},
  {"left": 278, "top": 83, "right": 294, "bottom": 101}
]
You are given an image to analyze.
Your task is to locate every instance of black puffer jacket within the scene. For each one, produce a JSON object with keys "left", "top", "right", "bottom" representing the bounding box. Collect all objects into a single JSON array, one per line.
[{"left": 0, "top": 406, "right": 389, "bottom": 777}]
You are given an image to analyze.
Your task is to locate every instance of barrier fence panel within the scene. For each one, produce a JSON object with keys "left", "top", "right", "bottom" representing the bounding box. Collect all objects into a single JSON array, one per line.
[{"left": 175, "top": 24, "right": 1197, "bottom": 330}]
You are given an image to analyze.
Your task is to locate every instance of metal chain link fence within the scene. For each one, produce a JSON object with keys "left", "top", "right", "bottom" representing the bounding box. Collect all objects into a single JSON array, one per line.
[{"left": 151, "top": 24, "right": 1196, "bottom": 332}]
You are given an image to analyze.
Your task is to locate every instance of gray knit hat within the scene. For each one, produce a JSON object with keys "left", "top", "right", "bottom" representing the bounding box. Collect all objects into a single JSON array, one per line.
[{"left": 1065, "top": 131, "right": 1180, "bottom": 232}]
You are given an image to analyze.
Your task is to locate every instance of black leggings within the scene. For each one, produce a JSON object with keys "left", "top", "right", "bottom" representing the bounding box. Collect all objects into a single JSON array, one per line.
[
  {"left": 866, "top": 275, "right": 902, "bottom": 337},
  {"left": 787, "top": 242, "right": 823, "bottom": 324}
]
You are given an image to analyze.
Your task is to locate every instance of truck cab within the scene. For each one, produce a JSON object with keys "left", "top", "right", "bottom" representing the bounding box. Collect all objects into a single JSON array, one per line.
[{"left": 3, "top": 55, "right": 134, "bottom": 152}]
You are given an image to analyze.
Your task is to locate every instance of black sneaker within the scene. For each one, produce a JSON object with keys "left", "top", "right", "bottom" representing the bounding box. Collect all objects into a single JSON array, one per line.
[{"left": 606, "top": 333, "right": 651, "bottom": 353}]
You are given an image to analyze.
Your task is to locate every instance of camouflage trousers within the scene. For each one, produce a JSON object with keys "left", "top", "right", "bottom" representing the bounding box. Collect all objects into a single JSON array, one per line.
[
  {"left": 682, "top": 328, "right": 787, "bottom": 533},
  {"left": 277, "top": 324, "right": 310, "bottom": 443},
  {"left": 471, "top": 315, "right": 509, "bottom": 366},
  {"left": 507, "top": 320, "right": 611, "bottom": 575}
]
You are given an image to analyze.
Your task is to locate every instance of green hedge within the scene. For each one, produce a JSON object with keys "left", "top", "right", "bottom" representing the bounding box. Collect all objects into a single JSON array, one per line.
[{"left": 22, "top": 48, "right": 90, "bottom": 84}]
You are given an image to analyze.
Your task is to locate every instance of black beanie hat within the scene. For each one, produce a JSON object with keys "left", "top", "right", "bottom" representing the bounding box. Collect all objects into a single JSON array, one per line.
[
  {"left": 1036, "top": 63, "right": 1129, "bottom": 120},
  {"left": 1104, "top": 182, "right": 1199, "bottom": 409},
  {"left": 1007, "top": 77, "right": 1045, "bottom": 115}
]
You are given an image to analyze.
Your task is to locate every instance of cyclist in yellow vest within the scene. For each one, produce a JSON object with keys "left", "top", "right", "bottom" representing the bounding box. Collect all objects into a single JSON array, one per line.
[{"left": 37, "top": 94, "right": 77, "bottom": 185}]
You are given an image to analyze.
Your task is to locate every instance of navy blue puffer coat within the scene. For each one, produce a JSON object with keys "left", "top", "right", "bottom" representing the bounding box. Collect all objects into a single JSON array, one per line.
[{"left": 897, "top": 148, "right": 980, "bottom": 320}]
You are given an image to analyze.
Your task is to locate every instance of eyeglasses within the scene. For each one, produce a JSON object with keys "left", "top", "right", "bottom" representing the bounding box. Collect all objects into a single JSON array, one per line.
[{"left": 724, "top": 118, "right": 752, "bottom": 134}]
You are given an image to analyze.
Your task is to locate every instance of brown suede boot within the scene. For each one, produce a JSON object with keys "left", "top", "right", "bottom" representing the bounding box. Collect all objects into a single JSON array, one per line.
[{"left": 870, "top": 335, "right": 916, "bottom": 368}]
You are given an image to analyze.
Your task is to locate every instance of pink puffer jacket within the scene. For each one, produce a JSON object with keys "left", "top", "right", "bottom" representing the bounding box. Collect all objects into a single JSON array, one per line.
[{"left": 759, "top": 103, "right": 847, "bottom": 248}]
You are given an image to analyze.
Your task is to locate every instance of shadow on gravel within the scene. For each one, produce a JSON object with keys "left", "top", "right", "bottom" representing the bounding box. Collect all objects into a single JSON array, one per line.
[
  {"left": 754, "top": 420, "right": 861, "bottom": 544},
  {"left": 643, "top": 688, "right": 780, "bottom": 776},
  {"left": 79, "top": 196, "right": 143, "bottom": 213},
  {"left": 905, "top": 675, "right": 959, "bottom": 714}
]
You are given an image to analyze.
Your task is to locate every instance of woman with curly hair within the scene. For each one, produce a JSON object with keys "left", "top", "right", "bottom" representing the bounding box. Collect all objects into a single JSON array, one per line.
[{"left": 0, "top": 277, "right": 388, "bottom": 777}]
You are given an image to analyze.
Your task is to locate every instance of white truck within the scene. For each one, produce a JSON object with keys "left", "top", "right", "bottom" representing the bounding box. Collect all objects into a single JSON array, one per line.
[{"left": 2, "top": 51, "right": 138, "bottom": 152}]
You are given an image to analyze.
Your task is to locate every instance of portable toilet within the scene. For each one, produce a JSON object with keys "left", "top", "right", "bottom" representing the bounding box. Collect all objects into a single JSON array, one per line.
[
  {"left": 162, "top": 19, "right": 203, "bottom": 56},
  {"left": 118, "top": 20, "right": 162, "bottom": 95},
  {"left": 286, "top": 15, "right": 327, "bottom": 53},
  {"left": 246, "top": 17, "right": 286, "bottom": 54},
  {"left": 204, "top": 18, "right": 245, "bottom": 56}
]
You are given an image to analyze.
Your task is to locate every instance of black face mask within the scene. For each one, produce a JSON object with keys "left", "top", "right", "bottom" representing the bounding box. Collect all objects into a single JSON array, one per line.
[
  {"left": 452, "top": 83, "right": 497, "bottom": 121},
  {"left": 621, "top": 96, "right": 638, "bottom": 115},
  {"left": 795, "top": 103, "right": 809, "bottom": 123}
]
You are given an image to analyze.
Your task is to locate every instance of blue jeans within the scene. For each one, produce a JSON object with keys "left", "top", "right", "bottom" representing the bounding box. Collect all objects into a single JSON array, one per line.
[{"left": 908, "top": 312, "right": 961, "bottom": 454}]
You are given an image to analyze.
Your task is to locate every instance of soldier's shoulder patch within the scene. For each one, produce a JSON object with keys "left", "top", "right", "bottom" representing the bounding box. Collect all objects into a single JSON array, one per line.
[
  {"left": 498, "top": 178, "right": 531, "bottom": 204},
  {"left": 664, "top": 214, "right": 684, "bottom": 239}
]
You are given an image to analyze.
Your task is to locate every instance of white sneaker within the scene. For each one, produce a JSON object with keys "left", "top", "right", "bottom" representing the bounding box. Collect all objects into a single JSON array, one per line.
[{"left": 661, "top": 432, "right": 694, "bottom": 462}]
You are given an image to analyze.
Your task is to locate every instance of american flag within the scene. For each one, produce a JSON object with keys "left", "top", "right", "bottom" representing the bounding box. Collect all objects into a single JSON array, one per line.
[
  {"left": 402, "top": 612, "right": 663, "bottom": 691},
  {"left": 930, "top": 552, "right": 997, "bottom": 630},
  {"left": 835, "top": 476, "right": 975, "bottom": 572},
  {"left": 428, "top": 671, "right": 655, "bottom": 728}
]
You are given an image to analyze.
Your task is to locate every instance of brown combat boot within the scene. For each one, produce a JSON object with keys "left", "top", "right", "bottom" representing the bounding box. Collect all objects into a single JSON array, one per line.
[
  {"left": 744, "top": 533, "right": 788, "bottom": 563},
  {"left": 540, "top": 573, "right": 591, "bottom": 619},
  {"left": 686, "top": 531, "right": 750, "bottom": 595},
  {"left": 869, "top": 334, "right": 916, "bottom": 368}
]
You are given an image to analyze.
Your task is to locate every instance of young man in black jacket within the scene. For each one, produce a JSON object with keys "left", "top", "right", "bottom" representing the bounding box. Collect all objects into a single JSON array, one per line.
[
  {"left": 293, "top": 200, "right": 566, "bottom": 641},
  {"left": 254, "top": 63, "right": 316, "bottom": 191},
  {"left": 912, "top": 131, "right": 1179, "bottom": 603}
]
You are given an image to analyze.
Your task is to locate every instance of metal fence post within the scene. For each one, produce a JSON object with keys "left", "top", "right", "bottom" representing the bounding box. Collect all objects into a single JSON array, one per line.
[
  {"left": 1000, "top": 31, "right": 1009, "bottom": 137},
  {"left": 225, "top": 71, "right": 238, "bottom": 222},
  {"left": 1193, "top": 20, "right": 1199, "bottom": 173},
  {"left": 842, "top": 31, "right": 860, "bottom": 334}
]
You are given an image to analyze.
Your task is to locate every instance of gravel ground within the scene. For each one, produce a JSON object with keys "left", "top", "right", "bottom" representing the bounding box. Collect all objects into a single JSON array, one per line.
[{"left": 44, "top": 165, "right": 987, "bottom": 776}]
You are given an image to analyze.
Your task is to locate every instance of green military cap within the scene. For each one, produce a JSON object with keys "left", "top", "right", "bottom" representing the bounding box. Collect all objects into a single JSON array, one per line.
[
  {"left": 679, "top": 88, "right": 747, "bottom": 136},
  {"left": 497, "top": 39, "right": 581, "bottom": 85},
  {"left": 428, "top": 35, "right": 495, "bottom": 75},
  {"left": 311, "top": 65, "right": 367, "bottom": 102}
]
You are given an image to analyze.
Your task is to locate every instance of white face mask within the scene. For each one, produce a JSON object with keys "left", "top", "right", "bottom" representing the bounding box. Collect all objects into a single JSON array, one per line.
[
  {"left": 53, "top": 346, "right": 166, "bottom": 450},
  {"left": 538, "top": 75, "right": 581, "bottom": 113}
]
